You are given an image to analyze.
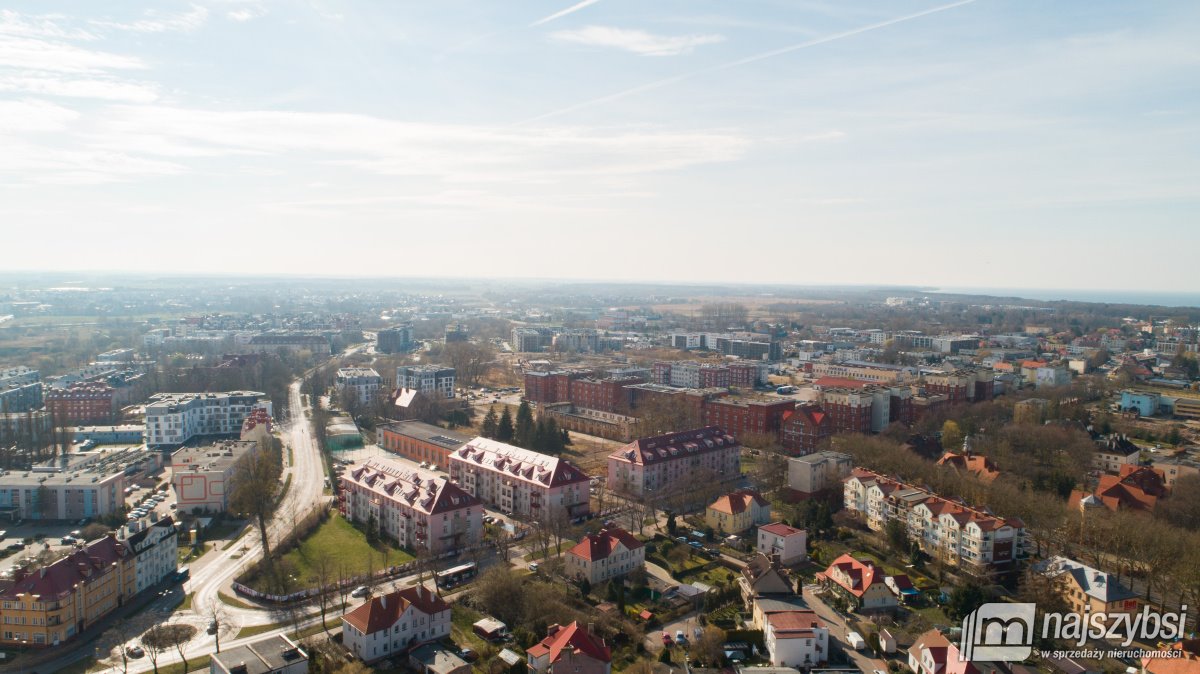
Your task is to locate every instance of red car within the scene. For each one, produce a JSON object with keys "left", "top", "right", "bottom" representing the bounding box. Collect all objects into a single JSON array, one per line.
[{"left": 662, "top": 632, "right": 673, "bottom": 647}]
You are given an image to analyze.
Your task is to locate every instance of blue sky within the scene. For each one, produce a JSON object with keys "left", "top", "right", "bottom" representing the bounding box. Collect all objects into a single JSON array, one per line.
[{"left": 1, "top": 1, "right": 1197, "bottom": 290}]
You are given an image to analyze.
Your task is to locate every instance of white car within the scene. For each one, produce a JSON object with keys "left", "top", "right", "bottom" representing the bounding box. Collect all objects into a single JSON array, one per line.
[{"left": 351, "top": 586, "right": 370, "bottom": 598}]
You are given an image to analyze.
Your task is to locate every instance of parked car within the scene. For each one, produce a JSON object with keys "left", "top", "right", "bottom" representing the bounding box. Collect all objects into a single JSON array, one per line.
[
  {"left": 675, "top": 630, "right": 687, "bottom": 645},
  {"left": 208, "top": 620, "right": 218, "bottom": 634},
  {"left": 528, "top": 562, "right": 539, "bottom": 573},
  {"left": 351, "top": 586, "right": 370, "bottom": 598},
  {"left": 662, "top": 632, "right": 673, "bottom": 647},
  {"left": 126, "top": 646, "right": 145, "bottom": 659},
  {"left": 60, "top": 536, "right": 77, "bottom": 545}
]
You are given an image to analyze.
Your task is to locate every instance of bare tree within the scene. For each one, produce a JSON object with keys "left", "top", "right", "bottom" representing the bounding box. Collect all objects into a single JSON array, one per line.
[
  {"left": 204, "top": 600, "right": 230, "bottom": 653},
  {"left": 228, "top": 442, "right": 283, "bottom": 574},
  {"left": 310, "top": 549, "right": 337, "bottom": 632},
  {"left": 101, "top": 622, "right": 133, "bottom": 674},
  {"left": 442, "top": 341, "right": 495, "bottom": 387}
]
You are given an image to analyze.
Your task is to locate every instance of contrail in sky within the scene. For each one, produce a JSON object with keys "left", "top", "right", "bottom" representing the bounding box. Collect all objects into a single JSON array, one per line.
[
  {"left": 520, "top": 0, "right": 977, "bottom": 124},
  {"left": 530, "top": 0, "right": 603, "bottom": 27}
]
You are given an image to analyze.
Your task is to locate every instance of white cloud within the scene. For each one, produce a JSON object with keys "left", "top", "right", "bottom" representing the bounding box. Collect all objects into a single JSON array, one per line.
[
  {"left": 551, "top": 25, "right": 724, "bottom": 56},
  {"left": 530, "top": 0, "right": 603, "bottom": 28},
  {"left": 0, "top": 35, "right": 146, "bottom": 73},
  {"left": 0, "top": 98, "right": 80, "bottom": 132},
  {"left": 0, "top": 10, "right": 98, "bottom": 40},
  {"left": 227, "top": 6, "right": 267, "bottom": 23},
  {"left": 89, "top": 5, "right": 208, "bottom": 34},
  {"left": 0, "top": 73, "right": 158, "bottom": 102}
]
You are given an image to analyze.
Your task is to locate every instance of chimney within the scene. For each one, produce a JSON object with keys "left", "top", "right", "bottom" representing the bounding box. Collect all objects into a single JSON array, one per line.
[
  {"left": 547, "top": 624, "right": 560, "bottom": 637},
  {"left": 587, "top": 622, "right": 594, "bottom": 635},
  {"left": 380, "top": 595, "right": 386, "bottom": 609},
  {"left": 40, "top": 567, "right": 47, "bottom": 578}
]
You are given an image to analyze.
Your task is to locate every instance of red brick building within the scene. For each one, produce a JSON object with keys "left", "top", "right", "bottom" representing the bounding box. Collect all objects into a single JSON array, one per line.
[
  {"left": 921, "top": 369, "right": 994, "bottom": 404},
  {"left": 703, "top": 398, "right": 793, "bottom": 442},
  {"left": 780, "top": 404, "right": 832, "bottom": 454},
  {"left": 45, "top": 383, "right": 115, "bottom": 425},
  {"left": 699, "top": 366, "right": 731, "bottom": 389},
  {"left": 525, "top": 370, "right": 644, "bottom": 413},
  {"left": 728, "top": 362, "right": 763, "bottom": 388},
  {"left": 821, "top": 388, "right": 873, "bottom": 435}
]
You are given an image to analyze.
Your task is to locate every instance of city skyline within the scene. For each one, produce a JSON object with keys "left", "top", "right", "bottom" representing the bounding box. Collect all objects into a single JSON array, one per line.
[{"left": 1, "top": 1, "right": 1197, "bottom": 290}]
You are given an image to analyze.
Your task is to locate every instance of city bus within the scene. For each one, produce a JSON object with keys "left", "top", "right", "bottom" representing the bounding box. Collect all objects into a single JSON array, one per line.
[{"left": 436, "top": 562, "right": 477, "bottom": 588}]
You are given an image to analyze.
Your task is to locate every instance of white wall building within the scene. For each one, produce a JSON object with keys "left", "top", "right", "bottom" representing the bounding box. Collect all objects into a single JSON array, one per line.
[
  {"left": 757, "top": 522, "right": 807, "bottom": 565},
  {"left": 565, "top": 527, "right": 645, "bottom": 585},
  {"left": 336, "top": 367, "right": 382, "bottom": 404},
  {"left": 763, "top": 610, "right": 828, "bottom": 668},
  {"left": 396, "top": 366, "right": 456, "bottom": 399},
  {"left": 449, "top": 438, "right": 590, "bottom": 520},
  {"left": 342, "top": 586, "right": 451, "bottom": 664},
  {"left": 787, "top": 451, "right": 853, "bottom": 496},
  {"left": 123, "top": 516, "right": 179, "bottom": 594},
  {"left": 145, "top": 391, "right": 271, "bottom": 447}
]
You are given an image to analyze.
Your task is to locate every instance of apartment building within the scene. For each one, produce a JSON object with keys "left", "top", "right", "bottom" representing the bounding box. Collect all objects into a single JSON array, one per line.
[
  {"left": 779, "top": 404, "right": 832, "bottom": 455},
  {"left": 1093, "top": 435, "right": 1142, "bottom": 473},
  {"left": 819, "top": 388, "right": 875, "bottom": 435},
  {"left": 565, "top": 527, "right": 645, "bottom": 585},
  {"left": 376, "top": 325, "right": 414, "bottom": 354},
  {"left": 145, "top": 391, "right": 271, "bottom": 447},
  {"left": 247, "top": 333, "right": 331, "bottom": 355},
  {"left": 0, "top": 525, "right": 175, "bottom": 648},
  {"left": 377, "top": 420, "right": 470, "bottom": 471},
  {"left": 811, "top": 362, "right": 914, "bottom": 384},
  {"left": 0, "top": 379, "right": 43, "bottom": 415},
  {"left": 171, "top": 440, "right": 258, "bottom": 513},
  {"left": 449, "top": 439, "right": 589, "bottom": 520},
  {"left": 341, "top": 457, "right": 482, "bottom": 554},
  {"left": 343, "top": 585, "right": 451, "bottom": 664},
  {"left": 512, "top": 327, "right": 553, "bottom": 353},
  {"left": 844, "top": 469, "right": 1026, "bottom": 574},
  {"left": 787, "top": 451, "right": 853, "bottom": 497},
  {"left": 920, "top": 368, "right": 994, "bottom": 404},
  {"left": 0, "top": 466, "right": 126, "bottom": 520},
  {"left": 396, "top": 366, "right": 456, "bottom": 399},
  {"left": 703, "top": 398, "right": 793, "bottom": 441},
  {"left": 607, "top": 426, "right": 740, "bottom": 500},
  {"left": 0, "top": 367, "right": 39, "bottom": 388},
  {"left": 44, "top": 383, "right": 115, "bottom": 425},
  {"left": 336, "top": 367, "right": 382, "bottom": 405}
]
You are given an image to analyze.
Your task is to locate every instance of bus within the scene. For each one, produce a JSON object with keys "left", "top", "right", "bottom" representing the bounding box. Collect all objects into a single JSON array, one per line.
[{"left": 436, "top": 562, "right": 477, "bottom": 588}]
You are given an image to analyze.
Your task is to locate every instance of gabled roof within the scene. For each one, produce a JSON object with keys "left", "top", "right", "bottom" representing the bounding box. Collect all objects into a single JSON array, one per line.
[
  {"left": 823, "top": 553, "right": 882, "bottom": 598},
  {"left": 342, "top": 585, "right": 449, "bottom": 636},
  {"left": 0, "top": 535, "right": 128, "bottom": 600},
  {"left": 1041, "top": 556, "right": 1138, "bottom": 604},
  {"left": 909, "top": 629, "right": 980, "bottom": 674},
  {"left": 346, "top": 456, "right": 479, "bottom": 515},
  {"left": 455, "top": 438, "right": 589, "bottom": 487},
  {"left": 568, "top": 527, "right": 643, "bottom": 562},
  {"left": 526, "top": 621, "right": 611, "bottom": 664},
  {"left": 609, "top": 426, "right": 738, "bottom": 466},
  {"left": 708, "top": 489, "right": 769, "bottom": 515},
  {"left": 936, "top": 451, "right": 1000, "bottom": 482},
  {"left": 1071, "top": 464, "right": 1167, "bottom": 513},
  {"left": 759, "top": 522, "right": 804, "bottom": 538}
]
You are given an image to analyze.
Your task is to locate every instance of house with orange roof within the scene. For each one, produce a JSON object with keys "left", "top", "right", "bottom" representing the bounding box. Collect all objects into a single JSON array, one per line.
[
  {"left": 936, "top": 450, "right": 1000, "bottom": 482},
  {"left": 706, "top": 489, "right": 771, "bottom": 534},
  {"left": 342, "top": 585, "right": 451, "bottom": 664},
  {"left": 527, "top": 622, "right": 611, "bottom": 674},
  {"left": 819, "top": 553, "right": 897, "bottom": 611},
  {"left": 1141, "top": 639, "right": 1200, "bottom": 674},
  {"left": 565, "top": 527, "right": 645, "bottom": 585},
  {"left": 1069, "top": 464, "right": 1167, "bottom": 514}
]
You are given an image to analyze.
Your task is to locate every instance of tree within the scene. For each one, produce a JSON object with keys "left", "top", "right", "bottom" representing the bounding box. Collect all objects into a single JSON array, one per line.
[
  {"left": 142, "top": 624, "right": 196, "bottom": 674},
  {"left": 309, "top": 549, "right": 337, "bottom": 633},
  {"left": 692, "top": 625, "right": 727, "bottom": 666},
  {"left": 945, "top": 581, "right": 989, "bottom": 621},
  {"left": 496, "top": 407, "right": 515, "bottom": 442},
  {"left": 228, "top": 444, "right": 283, "bottom": 574},
  {"left": 443, "top": 341, "right": 495, "bottom": 386},
  {"left": 885, "top": 518, "right": 909, "bottom": 555},
  {"left": 481, "top": 406, "right": 499, "bottom": 439},
  {"left": 204, "top": 600, "right": 230, "bottom": 653},
  {"left": 941, "top": 420, "right": 964, "bottom": 452},
  {"left": 102, "top": 622, "right": 133, "bottom": 674},
  {"left": 666, "top": 512, "right": 677, "bottom": 536},
  {"left": 514, "top": 401, "right": 535, "bottom": 448}
]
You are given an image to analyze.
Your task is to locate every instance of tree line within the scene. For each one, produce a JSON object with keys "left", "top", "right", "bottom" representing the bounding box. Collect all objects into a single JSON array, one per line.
[{"left": 479, "top": 401, "right": 569, "bottom": 455}]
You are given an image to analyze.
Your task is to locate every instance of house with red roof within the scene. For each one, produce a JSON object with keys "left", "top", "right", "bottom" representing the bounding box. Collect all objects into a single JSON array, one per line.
[
  {"left": 1069, "top": 464, "right": 1168, "bottom": 514},
  {"left": 908, "top": 629, "right": 982, "bottom": 674},
  {"left": 706, "top": 489, "right": 771, "bottom": 534},
  {"left": 1141, "top": 639, "right": 1200, "bottom": 674},
  {"left": 342, "top": 585, "right": 451, "bottom": 664},
  {"left": 936, "top": 450, "right": 1000, "bottom": 482},
  {"left": 763, "top": 609, "right": 829, "bottom": 668},
  {"left": 756, "top": 522, "right": 807, "bottom": 565},
  {"left": 819, "top": 554, "right": 898, "bottom": 612},
  {"left": 527, "top": 622, "right": 611, "bottom": 674},
  {"left": 565, "top": 527, "right": 645, "bottom": 585}
]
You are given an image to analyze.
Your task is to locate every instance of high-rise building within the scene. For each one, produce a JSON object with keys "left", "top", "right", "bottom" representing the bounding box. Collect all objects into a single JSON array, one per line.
[
  {"left": 396, "top": 366, "right": 456, "bottom": 399},
  {"left": 376, "top": 325, "right": 414, "bottom": 353}
]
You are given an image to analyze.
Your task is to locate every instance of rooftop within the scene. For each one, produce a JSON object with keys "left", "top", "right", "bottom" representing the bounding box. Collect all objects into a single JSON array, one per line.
[{"left": 211, "top": 634, "right": 308, "bottom": 674}]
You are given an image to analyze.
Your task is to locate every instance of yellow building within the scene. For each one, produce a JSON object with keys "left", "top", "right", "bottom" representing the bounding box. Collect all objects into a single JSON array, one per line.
[
  {"left": 1041, "top": 556, "right": 1139, "bottom": 617},
  {"left": 706, "top": 489, "right": 771, "bottom": 534}
]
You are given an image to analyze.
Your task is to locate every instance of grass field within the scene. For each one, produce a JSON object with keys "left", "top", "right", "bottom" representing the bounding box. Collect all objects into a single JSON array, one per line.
[{"left": 243, "top": 513, "right": 414, "bottom": 592}]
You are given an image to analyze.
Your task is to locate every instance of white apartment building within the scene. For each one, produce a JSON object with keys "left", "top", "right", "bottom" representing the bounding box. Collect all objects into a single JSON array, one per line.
[
  {"left": 171, "top": 440, "right": 257, "bottom": 513},
  {"left": 396, "top": 366, "right": 456, "bottom": 399},
  {"left": 449, "top": 438, "right": 590, "bottom": 520},
  {"left": 565, "top": 527, "right": 645, "bottom": 585},
  {"left": 341, "top": 456, "right": 482, "bottom": 554},
  {"left": 145, "top": 391, "right": 271, "bottom": 447},
  {"left": 123, "top": 516, "right": 179, "bottom": 594},
  {"left": 607, "top": 426, "right": 740, "bottom": 500},
  {"left": 844, "top": 469, "right": 1026, "bottom": 575},
  {"left": 342, "top": 586, "right": 451, "bottom": 664},
  {"left": 787, "top": 451, "right": 853, "bottom": 496},
  {"left": 336, "top": 367, "right": 382, "bottom": 404}
]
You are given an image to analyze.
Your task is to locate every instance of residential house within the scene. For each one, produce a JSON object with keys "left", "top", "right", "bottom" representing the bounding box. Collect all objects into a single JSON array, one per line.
[
  {"left": 908, "top": 629, "right": 980, "bottom": 674},
  {"left": 342, "top": 585, "right": 451, "bottom": 664},
  {"left": 706, "top": 489, "right": 771, "bottom": 534},
  {"left": 1093, "top": 435, "right": 1142, "bottom": 474},
  {"left": 527, "top": 622, "right": 611, "bottom": 674},
  {"left": 1039, "top": 556, "right": 1139, "bottom": 617},
  {"left": 1069, "top": 464, "right": 1168, "bottom": 514},
  {"left": 819, "top": 554, "right": 897, "bottom": 612},
  {"left": 738, "top": 553, "right": 795, "bottom": 607},
  {"left": 936, "top": 450, "right": 1000, "bottom": 482},
  {"left": 756, "top": 522, "right": 807, "bottom": 566},
  {"left": 565, "top": 527, "right": 645, "bottom": 585},
  {"left": 763, "top": 610, "right": 828, "bottom": 669}
]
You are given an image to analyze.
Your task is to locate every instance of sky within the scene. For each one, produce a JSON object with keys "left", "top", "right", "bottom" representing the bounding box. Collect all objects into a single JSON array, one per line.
[{"left": 1, "top": 1, "right": 1198, "bottom": 291}]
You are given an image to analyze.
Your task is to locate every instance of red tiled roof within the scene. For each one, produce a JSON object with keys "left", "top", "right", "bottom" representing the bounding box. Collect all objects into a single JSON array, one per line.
[
  {"left": 526, "top": 621, "right": 611, "bottom": 664},
  {"left": 766, "top": 610, "right": 825, "bottom": 638},
  {"left": 343, "top": 585, "right": 449, "bottom": 636},
  {"left": 709, "top": 489, "right": 769, "bottom": 515},
  {"left": 823, "top": 553, "right": 881, "bottom": 598},
  {"left": 568, "top": 527, "right": 643, "bottom": 562},
  {"left": 610, "top": 426, "right": 738, "bottom": 465},
  {"left": 0, "top": 535, "right": 126, "bottom": 601},
  {"left": 759, "top": 522, "right": 804, "bottom": 538},
  {"left": 814, "top": 376, "right": 869, "bottom": 389}
]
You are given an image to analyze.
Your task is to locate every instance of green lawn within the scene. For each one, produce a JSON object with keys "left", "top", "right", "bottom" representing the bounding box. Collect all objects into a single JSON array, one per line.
[
  {"left": 218, "top": 591, "right": 258, "bottom": 610},
  {"left": 243, "top": 513, "right": 414, "bottom": 592},
  {"left": 524, "top": 540, "right": 577, "bottom": 561}
]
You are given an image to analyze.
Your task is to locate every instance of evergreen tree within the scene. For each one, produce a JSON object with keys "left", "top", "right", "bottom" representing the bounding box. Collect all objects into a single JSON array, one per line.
[
  {"left": 532, "top": 418, "right": 549, "bottom": 453},
  {"left": 544, "top": 418, "right": 564, "bottom": 454},
  {"left": 561, "top": 429, "right": 571, "bottom": 445},
  {"left": 514, "top": 401, "right": 535, "bottom": 448},
  {"left": 481, "top": 406, "right": 499, "bottom": 439},
  {"left": 496, "top": 408, "right": 515, "bottom": 442}
]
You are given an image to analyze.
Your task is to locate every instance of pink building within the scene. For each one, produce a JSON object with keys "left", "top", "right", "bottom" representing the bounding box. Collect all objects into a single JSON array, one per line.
[
  {"left": 607, "top": 426, "right": 740, "bottom": 500},
  {"left": 449, "top": 438, "right": 590, "bottom": 520}
]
